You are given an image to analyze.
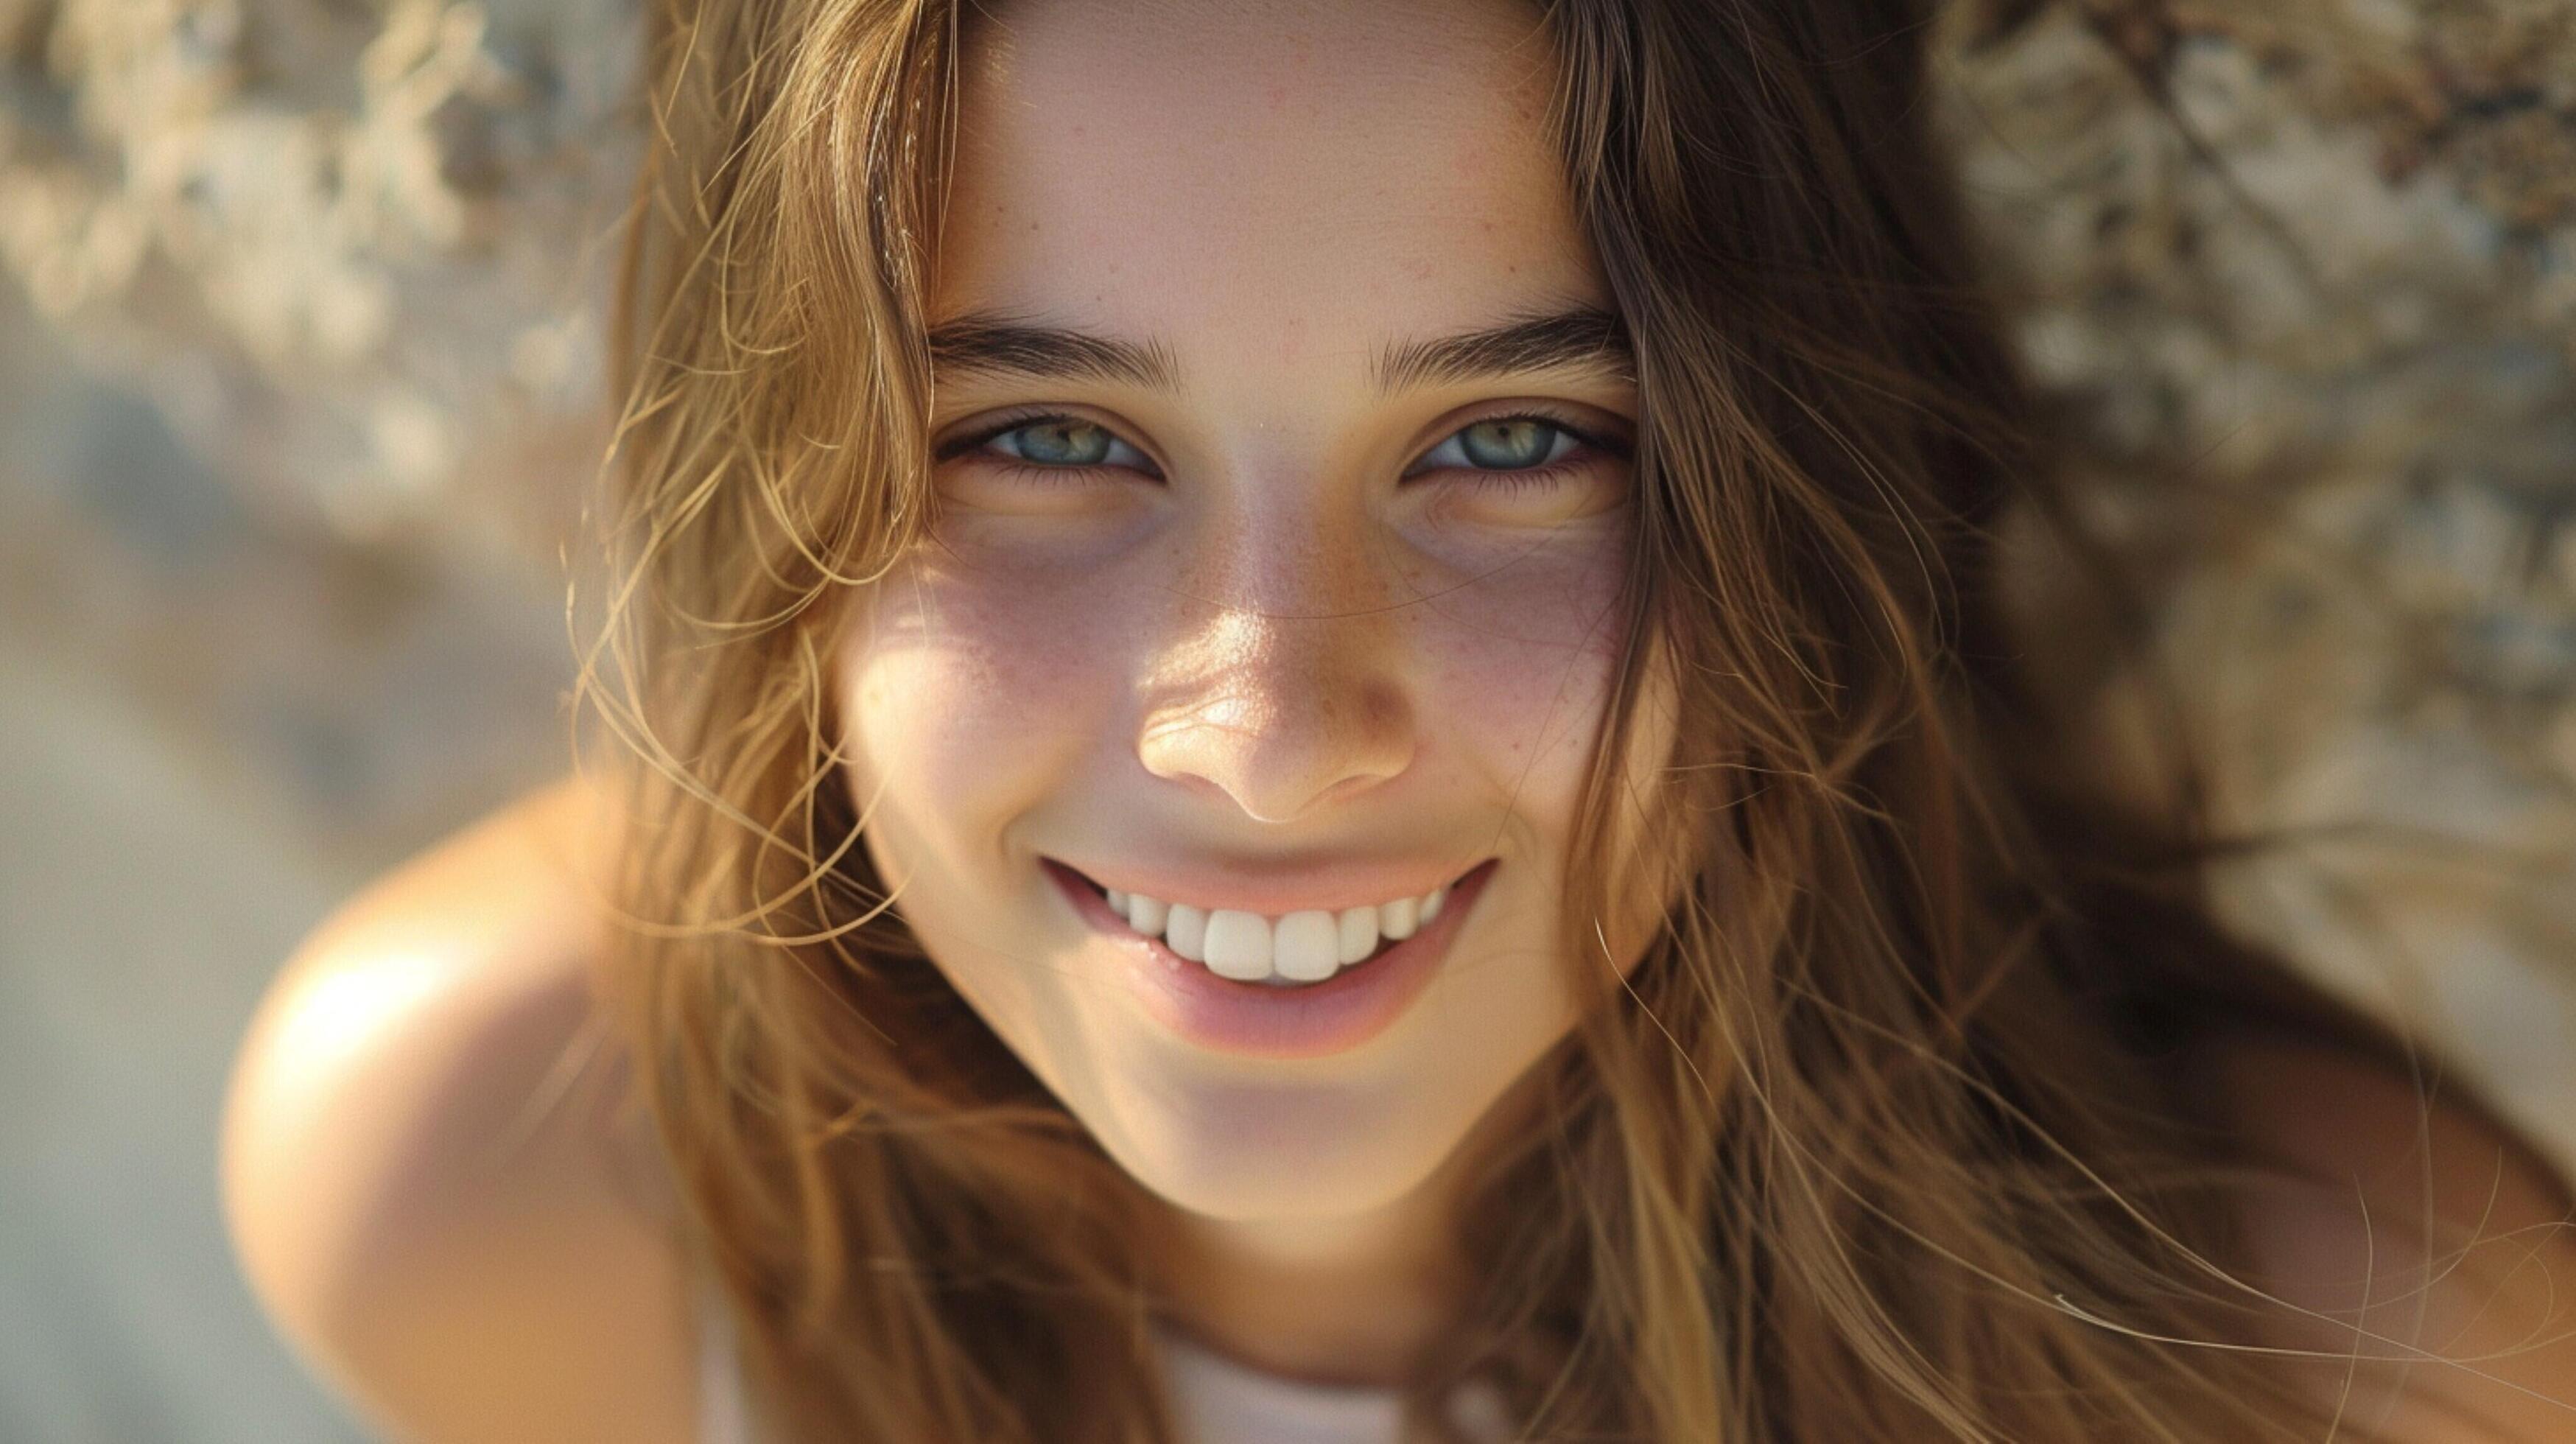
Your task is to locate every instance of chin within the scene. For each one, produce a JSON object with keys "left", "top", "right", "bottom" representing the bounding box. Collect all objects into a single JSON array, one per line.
[{"left": 1078, "top": 1067, "right": 1481, "bottom": 1222}]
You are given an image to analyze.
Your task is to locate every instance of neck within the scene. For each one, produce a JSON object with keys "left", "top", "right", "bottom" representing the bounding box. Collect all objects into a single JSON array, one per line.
[
  {"left": 1139, "top": 1065, "right": 1553, "bottom": 1389},
  {"left": 1151, "top": 1183, "right": 1467, "bottom": 1387}
]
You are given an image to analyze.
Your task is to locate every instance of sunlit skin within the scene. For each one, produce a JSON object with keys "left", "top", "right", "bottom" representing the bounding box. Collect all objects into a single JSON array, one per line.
[{"left": 832, "top": 0, "right": 1680, "bottom": 1386}]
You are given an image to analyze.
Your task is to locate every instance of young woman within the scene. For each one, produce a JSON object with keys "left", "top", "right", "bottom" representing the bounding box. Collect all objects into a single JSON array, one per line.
[{"left": 221, "top": 0, "right": 2576, "bottom": 1440}]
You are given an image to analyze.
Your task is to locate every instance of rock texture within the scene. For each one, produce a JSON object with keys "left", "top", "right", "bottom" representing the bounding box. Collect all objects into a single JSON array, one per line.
[
  {"left": 1942, "top": 0, "right": 2576, "bottom": 1152},
  {"left": 0, "top": 0, "right": 638, "bottom": 547}
]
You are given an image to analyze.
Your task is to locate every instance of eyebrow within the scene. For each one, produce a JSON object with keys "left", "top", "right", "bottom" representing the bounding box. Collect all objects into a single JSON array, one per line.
[{"left": 924, "top": 304, "right": 1635, "bottom": 397}]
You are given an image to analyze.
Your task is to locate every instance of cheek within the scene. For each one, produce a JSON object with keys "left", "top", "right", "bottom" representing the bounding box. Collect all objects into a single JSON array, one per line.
[
  {"left": 1415, "top": 529, "right": 1631, "bottom": 830},
  {"left": 1419, "top": 528, "right": 1684, "bottom": 1006},
  {"left": 835, "top": 554, "right": 1126, "bottom": 869}
]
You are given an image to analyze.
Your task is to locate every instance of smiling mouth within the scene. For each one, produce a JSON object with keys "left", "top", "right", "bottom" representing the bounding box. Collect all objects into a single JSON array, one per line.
[{"left": 1053, "top": 859, "right": 1489, "bottom": 989}]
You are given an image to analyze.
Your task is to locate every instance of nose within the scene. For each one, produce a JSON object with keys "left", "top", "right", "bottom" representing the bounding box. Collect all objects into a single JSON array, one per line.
[{"left": 1134, "top": 513, "right": 1418, "bottom": 826}]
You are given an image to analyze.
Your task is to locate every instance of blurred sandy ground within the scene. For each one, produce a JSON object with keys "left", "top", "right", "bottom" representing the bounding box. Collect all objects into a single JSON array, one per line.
[{"left": 0, "top": 278, "right": 569, "bottom": 1440}]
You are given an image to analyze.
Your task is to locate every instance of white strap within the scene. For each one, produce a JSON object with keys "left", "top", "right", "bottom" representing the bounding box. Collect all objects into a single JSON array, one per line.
[{"left": 696, "top": 1287, "right": 754, "bottom": 1444}]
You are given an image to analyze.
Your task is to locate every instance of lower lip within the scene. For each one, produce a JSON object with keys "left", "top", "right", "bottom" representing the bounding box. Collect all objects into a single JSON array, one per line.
[{"left": 1042, "top": 857, "right": 1498, "bottom": 1061}]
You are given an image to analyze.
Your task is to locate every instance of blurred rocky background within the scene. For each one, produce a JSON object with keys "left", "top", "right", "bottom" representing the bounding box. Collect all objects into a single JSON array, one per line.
[
  {"left": 1, "top": 0, "right": 2571, "bottom": 1439},
  {"left": 0, "top": 0, "right": 633, "bottom": 1438},
  {"left": 1943, "top": 0, "right": 2576, "bottom": 1180}
]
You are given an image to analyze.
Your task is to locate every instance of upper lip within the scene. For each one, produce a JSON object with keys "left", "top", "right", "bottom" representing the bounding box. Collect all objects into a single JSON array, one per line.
[{"left": 1046, "top": 854, "right": 1489, "bottom": 916}]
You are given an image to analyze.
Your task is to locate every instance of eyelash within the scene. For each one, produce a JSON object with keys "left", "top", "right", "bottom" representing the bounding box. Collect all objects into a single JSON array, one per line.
[{"left": 936, "top": 407, "right": 1625, "bottom": 494}]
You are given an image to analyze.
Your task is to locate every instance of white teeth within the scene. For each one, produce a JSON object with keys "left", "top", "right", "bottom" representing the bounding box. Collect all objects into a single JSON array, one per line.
[
  {"left": 1125, "top": 893, "right": 1170, "bottom": 936},
  {"left": 1164, "top": 903, "right": 1208, "bottom": 963},
  {"left": 1201, "top": 909, "right": 1273, "bottom": 981},
  {"left": 1274, "top": 911, "right": 1341, "bottom": 982},
  {"left": 1092, "top": 872, "right": 1466, "bottom": 987},
  {"left": 1378, "top": 895, "right": 1418, "bottom": 941},
  {"left": 1334, "top": 905, "right": 1378, "bottom": 965}
]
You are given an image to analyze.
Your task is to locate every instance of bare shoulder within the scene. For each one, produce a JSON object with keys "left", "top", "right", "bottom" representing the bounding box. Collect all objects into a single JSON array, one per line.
[
  {"left": 220, "top": 774, "right": 702, "bottom": 1444},
  {"left": 2197, "top": 1026, "right": 2576, "bottom": 1441}
]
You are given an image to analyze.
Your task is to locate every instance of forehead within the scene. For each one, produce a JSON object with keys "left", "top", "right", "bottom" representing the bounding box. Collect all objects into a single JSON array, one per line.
[{"left": 936, "top": 0, "right": 1602, "bottom": 377}]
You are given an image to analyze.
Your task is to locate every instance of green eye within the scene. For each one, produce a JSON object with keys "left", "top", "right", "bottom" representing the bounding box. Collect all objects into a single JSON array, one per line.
[
  {"left": 1004, "top": 418, "right": 1117, "bottom": 466},
  {"left": 940, "top": 413, "right": 1159, "bottom": 489},
  {"left": 1454, "top": 418, "right": 1558, "bottom": 469},
  {"left": 1406, "top": 411, "right": 1614, "bottom": 485},
  {"left": 938, "top": 408, "right": 1624, "bottom": 502}
]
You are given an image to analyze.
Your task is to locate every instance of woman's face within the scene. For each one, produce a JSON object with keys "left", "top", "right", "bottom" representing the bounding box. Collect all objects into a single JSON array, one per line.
[{"left": 838, "top": 0, "right": 1674, "bottom": 1222}]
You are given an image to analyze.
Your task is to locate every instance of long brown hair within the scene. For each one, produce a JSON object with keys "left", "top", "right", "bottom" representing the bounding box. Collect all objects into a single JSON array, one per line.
[{"left": 575, "top": 0, "right": 2541, "bottom": 1437}]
